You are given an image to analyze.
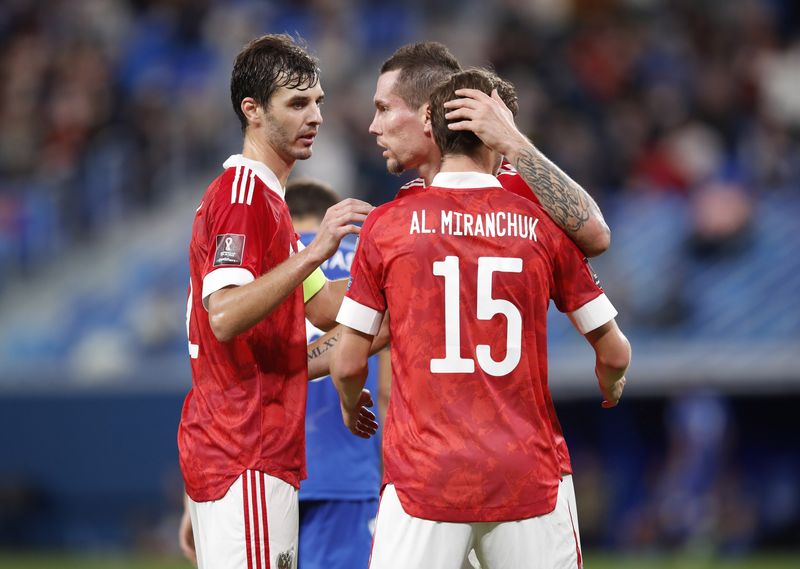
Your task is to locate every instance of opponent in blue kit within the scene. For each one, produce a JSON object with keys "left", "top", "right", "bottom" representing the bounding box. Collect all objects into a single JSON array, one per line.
[{"left": 287, "top": 178, "right": 385, "bottom": 569}]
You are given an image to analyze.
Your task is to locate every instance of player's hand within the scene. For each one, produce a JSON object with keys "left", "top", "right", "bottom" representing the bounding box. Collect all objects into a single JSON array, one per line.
[
  {"left": 443, "top": 88, "right": 525, "bottom": 157},
  {"left": 600, "top": 376, "right": 626, "bottom": 408},
  {"left": 179, "top": 502, "right": 197, "bottom": 565},
  {"left": 341, "top": 388, "right": 379, "bottom": 439},
  {"left": 309, "top": 198, "right": 374, "bottom": 262}
]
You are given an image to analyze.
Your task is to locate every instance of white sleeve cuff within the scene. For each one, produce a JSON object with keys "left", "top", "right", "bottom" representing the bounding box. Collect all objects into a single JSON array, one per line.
[
  {"left": 336, "top": 296, "right": 383, "bottom": 336},
  {"left": 568, "top": 293, "right": 618, "bottom": 334},
  {"left": 201, "top": 267, "right": 255, "bottom": 310}
]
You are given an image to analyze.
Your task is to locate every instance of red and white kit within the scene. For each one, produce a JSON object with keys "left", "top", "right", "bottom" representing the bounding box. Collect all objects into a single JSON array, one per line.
[
  {"left": 397, "top": 160, "right": 576, "bottom": 477},
  {"left": 339, "top": 171, "right": 616, "bottom": 568},
  {"left": 180, "top": 154, "right": 308, "bottom": 569}
]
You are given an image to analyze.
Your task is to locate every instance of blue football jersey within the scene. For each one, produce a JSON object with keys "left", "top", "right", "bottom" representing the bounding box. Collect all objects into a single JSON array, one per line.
[{"left": 299, "top": 232, "right": 381, "bottom": 500}]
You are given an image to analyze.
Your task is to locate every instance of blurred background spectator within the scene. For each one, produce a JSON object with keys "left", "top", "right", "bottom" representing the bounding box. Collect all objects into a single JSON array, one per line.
[{"left": 0, "top": 0, "right": 798, "bottom": 563}]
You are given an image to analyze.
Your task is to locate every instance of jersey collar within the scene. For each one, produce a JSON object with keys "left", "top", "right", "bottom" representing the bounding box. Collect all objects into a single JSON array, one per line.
[
  {"left": 223, "top": 154, "right": 285, "bottom": 200},
  {"left": 430, "top": 171, "right": 502, "bottom": 189}
]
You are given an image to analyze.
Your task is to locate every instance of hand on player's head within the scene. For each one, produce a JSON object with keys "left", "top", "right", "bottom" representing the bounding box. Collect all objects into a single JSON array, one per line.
[
  {"left": 310, "top": 198, "right": 374, "bottom": 260},
  {"left": 443, "top": 88, "right": 523, "bottom": 156}
]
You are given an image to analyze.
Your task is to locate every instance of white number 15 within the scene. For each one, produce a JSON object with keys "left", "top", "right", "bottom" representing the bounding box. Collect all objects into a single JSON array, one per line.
[{"left": 431, "top": 256, "right": 522, "bottom": 376}]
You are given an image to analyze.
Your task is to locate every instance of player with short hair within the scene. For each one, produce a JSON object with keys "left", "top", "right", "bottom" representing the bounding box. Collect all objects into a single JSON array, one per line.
[
  {"left": 333, "top": 69, "right": 631, "bottom": 568},
  {"left": 370, "top": 45, "right": 613, "bottom": 564},
  {"left": 286, "top": 178, "right": 384, "bottom": 569},
  {"left": 178, "top": 34, "right": 375, "bottom": 569},
  {"left": 371, "top": 41, "right": 610, "bottom": 257}
]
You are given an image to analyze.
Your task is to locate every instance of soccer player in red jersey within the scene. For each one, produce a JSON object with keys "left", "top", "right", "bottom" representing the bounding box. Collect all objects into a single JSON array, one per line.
[
  {"left": 178, "top": 35, "right": 374, "bottom": 569},
  {"left": 332, "top": 69, "right": 631, "bottom": 568},
  {"left": 370, "top": 42, "right": 610, "bottom": 257},
  {"left": 369, "top": 44, "right": 614, "bottom": 564}
]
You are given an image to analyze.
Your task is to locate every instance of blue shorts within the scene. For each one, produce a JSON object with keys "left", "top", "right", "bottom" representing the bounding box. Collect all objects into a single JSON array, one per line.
[{"left": 299, "top": 499, "right": 379, "bottom": 569}]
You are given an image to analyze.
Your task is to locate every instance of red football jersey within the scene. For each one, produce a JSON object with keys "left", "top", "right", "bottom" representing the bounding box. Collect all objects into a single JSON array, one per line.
[
  {"left": 179, "top": 155, "right": 308, "bottom": 502},
  {"left": 395, "top": 162, "right": 576, "bottom": 476},
  {"left": 395, "top": 160, "right": 540, "bottom": 204},
  {"left": 339, "top": 171, "right": 616, "bottom": 522}
]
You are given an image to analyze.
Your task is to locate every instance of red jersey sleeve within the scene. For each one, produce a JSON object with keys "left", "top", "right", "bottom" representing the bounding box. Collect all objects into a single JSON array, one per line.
[
  {"left": 551, "top": 233, "right": 617, "bottom": 334},
  {"left": 200, "top": 170, "right": 278, "bottom": 308},
  {"left": 336, "top": 209, "right": 388, "bottom": 335}
]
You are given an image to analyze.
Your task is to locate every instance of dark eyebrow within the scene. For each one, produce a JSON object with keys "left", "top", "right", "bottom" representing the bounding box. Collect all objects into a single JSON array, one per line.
[{"left": 289, "top": 93, "right": 325, "bottom": 105}]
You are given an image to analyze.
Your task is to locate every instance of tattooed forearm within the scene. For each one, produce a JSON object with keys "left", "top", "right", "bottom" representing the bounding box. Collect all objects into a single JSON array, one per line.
[
  {"left": 513, "top": 147, "right": 604, "bottom": 234},
  {"left": 308, "top": 330, "right": 341, "bottom": 361}
]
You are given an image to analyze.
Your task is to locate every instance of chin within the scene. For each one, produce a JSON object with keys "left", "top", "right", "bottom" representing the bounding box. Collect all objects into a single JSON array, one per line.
[{"left": 387, "top": 159, "right": 406, "bottom": 175}]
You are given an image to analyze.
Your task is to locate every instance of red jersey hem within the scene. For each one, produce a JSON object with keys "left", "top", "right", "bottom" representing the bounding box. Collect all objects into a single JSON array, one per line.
[
  {"left": 184, "top": 465, "right": 302, "bottom": 503},
  {"left": 392, "top": 485, "right": 560, "bottom": 523}
]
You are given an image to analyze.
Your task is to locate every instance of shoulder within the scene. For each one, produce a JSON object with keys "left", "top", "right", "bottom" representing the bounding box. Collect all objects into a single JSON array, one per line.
[
  {"left": 496, "top": 159, "right": 519, "bottom": 180},
  {"left": 206, "top": 165, "right": 277, "bottom": 210},
  {"left": 394, "top": 177, "right": 426, "bottom": 201},
  {"left": 497, "top": 161, "right": 538, "bottom": 203},
  {"left": 497, "top": 160, "right": 526, "bottom": 190},
  {"left": 358, "top": 200, "right": 412, "bottom": 249},
  {"left": 365, "top": 199, "right": 405, "bottom": 230},
  {"left": 400, "top": 177, "right": 425, "bottom": 190}
]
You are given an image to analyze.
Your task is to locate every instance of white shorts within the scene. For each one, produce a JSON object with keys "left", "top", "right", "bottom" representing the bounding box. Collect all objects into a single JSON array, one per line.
[
  {"left": 188, "top": 470, "right": 299, "bottom": 569},
  {"left": 370, "top": 476, "right": 582, "bottom": 569}
]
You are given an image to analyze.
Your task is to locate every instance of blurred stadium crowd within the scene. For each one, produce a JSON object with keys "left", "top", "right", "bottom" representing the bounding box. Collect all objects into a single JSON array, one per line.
[
  {"left": 1, "top": 0, "right": 799, "bottom": 282},
  {"left": 0, "top": 0, "right": 798, "bottom": 359},
  {"left": 0, "top": 0, "right": 798, "bottom": 559}
]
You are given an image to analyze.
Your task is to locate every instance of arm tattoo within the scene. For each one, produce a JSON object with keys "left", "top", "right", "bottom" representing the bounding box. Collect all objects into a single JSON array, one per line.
[
  {"left": 307, "top": 331, "right": 341, "bottom": 361},
  {"left": 513, "top": 147, "right": 603, "bottom": 233}
]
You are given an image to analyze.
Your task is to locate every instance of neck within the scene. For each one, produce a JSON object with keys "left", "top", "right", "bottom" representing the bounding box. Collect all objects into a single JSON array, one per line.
[
  {"left": 241, "top": 130, "right": 294, "bottom": 186},
  {"left": 439, "top": 151, "right": 496, "bottom": 176},
  {"left": 419, "top": 161, "right": 441, "bottom": 187},
  {"left": 417, "top": 144, "right": 443, "bottom": 186}
]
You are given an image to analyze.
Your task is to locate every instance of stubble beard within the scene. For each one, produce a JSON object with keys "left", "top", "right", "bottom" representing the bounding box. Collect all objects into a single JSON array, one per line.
[
  {"left": 387, "top": 158, "right": 406, "bottom": 175},
  {"left": 266, "top": 118, "right": 313, "bottom": 162}
]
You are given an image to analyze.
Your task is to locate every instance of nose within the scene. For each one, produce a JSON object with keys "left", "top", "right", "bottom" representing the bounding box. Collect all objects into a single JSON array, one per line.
[
  {"left": 309, "top": 104, "right": 323, "bottom": 126},
  {"left": 368, "top": 111, "right": 380, "bottom": 136}
]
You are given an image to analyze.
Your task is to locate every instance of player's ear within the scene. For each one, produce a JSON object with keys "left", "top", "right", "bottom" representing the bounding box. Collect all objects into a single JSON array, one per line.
[
  {"left": 421, "top": 103, "right": 432, "bottom": 135},
  {"left": 240, "top": 97, "right": 262, "bottom": 128}
]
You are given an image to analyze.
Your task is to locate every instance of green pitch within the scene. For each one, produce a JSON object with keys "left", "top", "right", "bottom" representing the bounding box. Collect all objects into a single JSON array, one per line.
[{"left": 1, "top": 552, "right": 799, "bottom": 568}]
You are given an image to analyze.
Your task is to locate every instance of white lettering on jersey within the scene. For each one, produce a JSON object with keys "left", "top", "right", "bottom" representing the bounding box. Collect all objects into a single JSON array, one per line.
[
  {"left": 419, "top": 210, "right": 539, "bottom": 242},
  {"left": 409, "top": 210, "right": 437, "bottom": 235}
]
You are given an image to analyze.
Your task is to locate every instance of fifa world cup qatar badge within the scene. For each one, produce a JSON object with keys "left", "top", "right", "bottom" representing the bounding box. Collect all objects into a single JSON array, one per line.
[{"left": 213, "top": 234, "right": 245, "bottom": 266}]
